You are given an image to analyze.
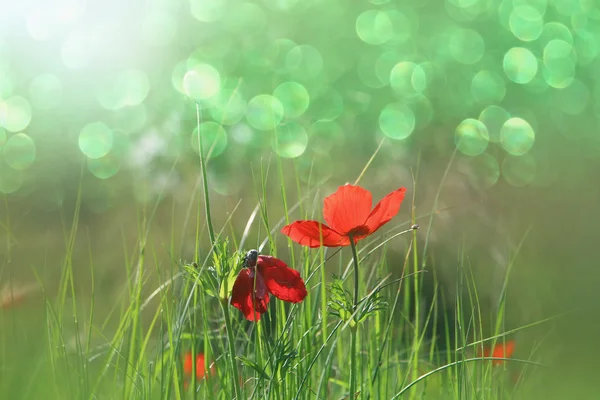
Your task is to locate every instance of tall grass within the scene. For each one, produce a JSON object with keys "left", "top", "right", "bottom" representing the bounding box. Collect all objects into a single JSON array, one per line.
[{"left": 0, "top": 113, "right": 552, "bottom": 400}]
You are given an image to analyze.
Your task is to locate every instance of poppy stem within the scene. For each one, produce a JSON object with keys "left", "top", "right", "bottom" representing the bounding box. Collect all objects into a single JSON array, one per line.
[
  {"left": 348, "top": 235, "right": 360, "bottom": 400},
  {"left": 221, "top": 299, "right": 242, "bottom": 399}
]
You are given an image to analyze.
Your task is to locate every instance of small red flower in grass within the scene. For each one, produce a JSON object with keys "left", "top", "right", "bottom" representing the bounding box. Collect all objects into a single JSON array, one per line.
[
  {"left": 230, "top": 250, "right": 307, "bottom": 321},
  {"left": 479, "top": 340, "right": 516, "bottom": 366},
  {"left": 281, "top": 184, "right": 407, "bottom": 248},
  {"left": 0, "top": 283, "right": 40, "bottom": 310},
  {"left": 183, "top": 352, "right": 208, "bottom": 379}
]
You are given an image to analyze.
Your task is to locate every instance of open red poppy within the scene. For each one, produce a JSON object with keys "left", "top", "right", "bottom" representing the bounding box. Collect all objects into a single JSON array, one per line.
[
  {"left": 479, "top": 340, "right": 516, "bottom": 366},
  {"left": 281, "top": 184, "right": 407, "bottom": 248},
  {"left": 230, "top": 250, "right": 307, "bottom": 321}
]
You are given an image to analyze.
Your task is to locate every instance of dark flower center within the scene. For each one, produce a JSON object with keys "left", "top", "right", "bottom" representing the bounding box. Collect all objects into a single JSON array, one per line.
[{"left": 347, "top": 225, "right": 370, "bottom": 238}]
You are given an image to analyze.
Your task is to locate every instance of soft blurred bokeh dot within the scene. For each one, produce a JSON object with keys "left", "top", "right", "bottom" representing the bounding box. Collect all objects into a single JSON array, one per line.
[
  {"left": 272, "top": 121, "right": 308, "bottom": 158},
  {"left": 190, "top": 0, "right": 227, "bottom": 22},
  {"left": 553, "top": 0, "right": 581, "bottom": 16},
  {"left": 390, "top": 62, "right": 427, "bottom": 99},
  {"left": 454, "top": 118, "right": 489, "bottom": 156},
  {"left": 345, "top": 90, "right": 371, "bottom": 115},
  {"left": 471, "top": 70, "right": 506, "bottom": 104},
  {"left": 369, "top": 0, "right": 391, "bottom": 5},
  {"left": 244, "top": 35, "right": 279, "bottom": 68},
  {"left": 355, "top": 10, "right": 393, "bottom": 45},
  {"left": 115, "top": 70, "right": 150, "bottom": 107},
  {"left": 96, "top": 70, "right": 150, "bottom": 110},
  {"left": 555, "top": 79, "right": 590, "bottom": 115},
  {"left": 536, "top": 22, "right": 572, "bottom": 53},
  {"left": 224, "top": 2, "right": 267, "bottom": 33},
  {"left": 357, "top": 52, "right": 387, "bottom": 88},
  {"left": 3, "top": 133, "right": 36, "bottom": 171},
  {"left": 182, "top": 63, "right": 221, "bottom": 101},
  {"left": 384, "top": 10, "right": 412, "bottom": 44},
  {"left": 191, "top": 36, "right": 232, "bottom": 63},
  {"left": 79, "top": 122, "right": 114, "bottom": 159},
  {"left": 449, "top": 29, "right": 485, "bottom": 64},
  {"left": 246, "top": 95, "right": 284, "bottom": 130},
  {"left": 262, "top": 0, "right": 305, "bottom": 12},
  {"left": 503, "top": 47, "right": 538, "bottom": 84},
  {"left": 375, "top": 51, "right": 403, "bottom": 85},
  {"left": 411, "top": 95, "right": 434, "bottom": 130},
  {"left": 111, "top": 104, "right": 148, "bottom": 134},
  {"left": 29, "top": 74, "right": 63, "bottom": 110},
  {"left": 310, "top": 88, "right": 344, "bottom": 122},
  {"left": 273, "top": 82, "right": 310, "bottom": 118},
  {"left": 191, "top": 122, "right": 228, "bottom": 158},
  {"left": 530, "top": 151, "right": 557, "bottom": 187},
  {"left": 0, "top": 68, "right": 14, "bottom": 98},
  {"left": 445, "top": 0, "right": 475, "bottom": 22},
  {"left": 467, "top": 153, "right": 500, "bottom": 189},
  {"left": 500, "top": 117, "right": 535, "bottom": 155},
  {"left": 0, "top": 162, "right": 22, "bottom": 193},
  {"left": 542, "top": 39, "right": 576, "bottom": 88},
  {"left": 514, "top": 0, "right": 547, "bottom": 14},
  {"left": 230, "top": 123, "right": 254, "bottom": 145},
  {"left": 479, "top": 105, "right": 510, "bottom": 143},
  {"left": 296, "top": 152, "right": 333, "bottom": 184},
  {"left": 270, "top": 38, "right": 297, "bottom": 74},
  {"left": 502, "top": 153, "right": 536, "bottom": 186},
  {"left": 285, "top": 45, "right": 323, "bottom": 80},
  {"left": 523, "top": 70, "right": 550, "bottom": 93},
  {"left": 509, "top": 5, "right": 543, "bottom": 42},
  {"left": 171, "top": 60, "right": 188, "bottom": 94},
  {"left": 209, "top": 88, "right": 247, "bottom": 126},
  {"left": 310, "top": 120, "right": 345, "bottom": 155},
  {"left": 87, "top": 154, "right": 121, "bottom": 179},
  {"left": 574, "top": 31, "right": 598, "bottom": 66},
  {"left": 379, "top": 103, "right": 415, "bottom": 140},
  {"left": 0, "top": 96, "right": 32, "bottom": 132}
]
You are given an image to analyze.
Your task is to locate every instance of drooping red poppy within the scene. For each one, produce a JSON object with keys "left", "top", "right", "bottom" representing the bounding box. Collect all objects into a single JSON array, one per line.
[
  {"left": 281, "top": 184, "right": 407, "bottom": 248},
  {"left": 479, "top": 340, "right": 516, "bottom": 366},
  {"left": 230, "top": 250, "right": 307, "bottom": 321}
]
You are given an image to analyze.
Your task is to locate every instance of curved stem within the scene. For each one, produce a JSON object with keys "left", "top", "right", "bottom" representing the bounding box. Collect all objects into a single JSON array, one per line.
[{"left": 348, "top": 236, "right": 360, "bottom": 400}]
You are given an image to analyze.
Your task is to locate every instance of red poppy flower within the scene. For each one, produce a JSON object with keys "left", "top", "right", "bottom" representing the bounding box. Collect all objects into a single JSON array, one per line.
[
  {"left": 230, "top": 250, "right": 307, "bottom": 321},
  {"left": 479, "top": 340, "right": 516, "bottom": 366},
  {"left": 183, "top": 352, "right": 208, "bottom": 379},
  {"left": 281, "top": 184, "right": 407, "bottom": 248},
  {"left": 0, "top": 283, "right": 39, "bottom": 310}
]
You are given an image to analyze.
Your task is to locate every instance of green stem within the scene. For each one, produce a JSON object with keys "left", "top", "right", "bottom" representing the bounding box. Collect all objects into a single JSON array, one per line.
[
  {"left": 349, "top": 237, "right": 360, "bottom": 311},
  {"left": 196, "top": 104, "right": 216, "bottom": 246},
  {"left": 221, "top": 299, "right": 242, "bottom": 399},
  {"left": 349, "top": 236, "right": 361, "bottom": 400}
]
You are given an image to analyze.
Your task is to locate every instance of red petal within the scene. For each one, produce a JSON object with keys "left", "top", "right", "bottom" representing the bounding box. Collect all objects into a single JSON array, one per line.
[
  {"left": 183, "top": 352, "right": 194, "bottom": 375},
  {"left": 183, "top": 352, "right": 207, "bottom": 379},
  {"left": 323, "top": 185, "right": 373, "bottom": 235},
  {"left": 364, "top": 187, "right": 407, "bottom": 235},
  {"left": 230, "top": 268, "right": 270, "bottom": 321},
  {"left": 480, "top": 340, "right": 516, "bottom": 366},
  {"left": 258, "top": 256, "right": 307, "bottom": 303},
  {"left": 195, "top": 353, "right": 206, "bottom": 379},
  {"left": 281, "top": 220, "right": 349, "bottom": 248}
]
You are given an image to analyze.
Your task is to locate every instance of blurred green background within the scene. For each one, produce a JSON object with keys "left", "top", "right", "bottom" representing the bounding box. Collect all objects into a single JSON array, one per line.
[{"left": 0, "top": 0, "right": 599, "bottom": 395}]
